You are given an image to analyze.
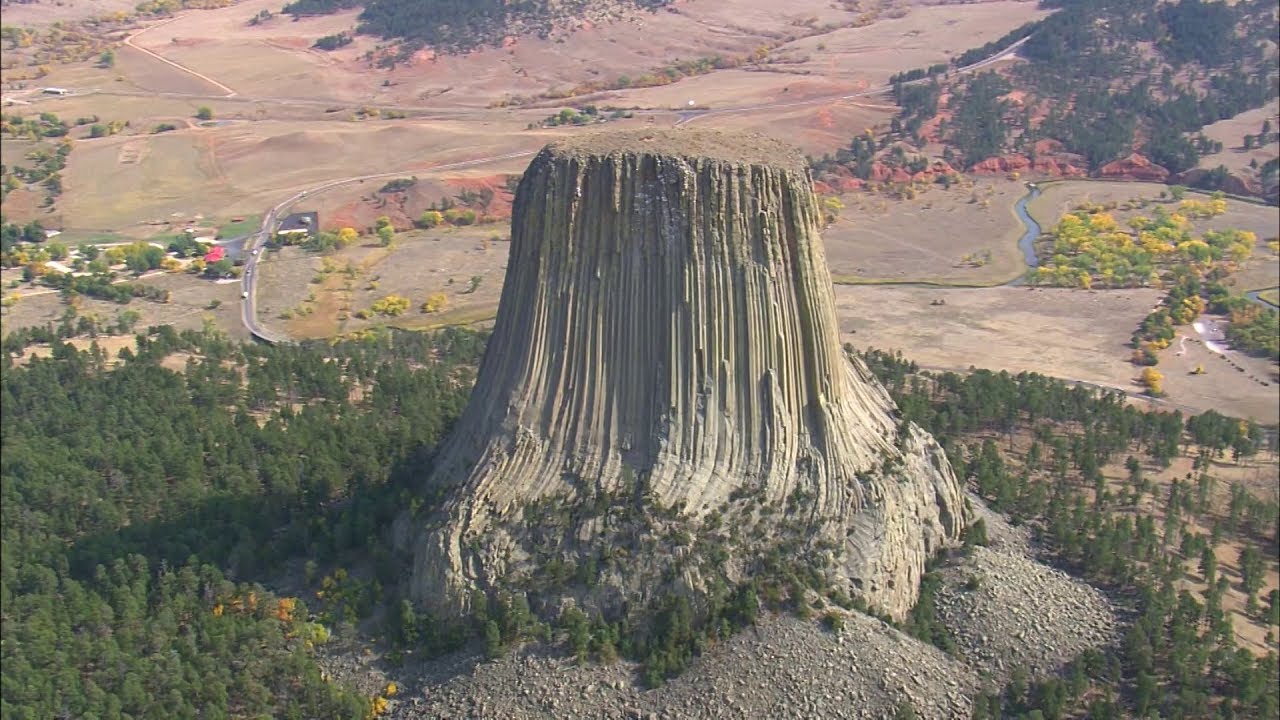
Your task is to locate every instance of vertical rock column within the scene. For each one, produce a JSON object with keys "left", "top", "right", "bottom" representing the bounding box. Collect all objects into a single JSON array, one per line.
[{"left": 401, "top": 130, "right": 965, "bottom": 618}]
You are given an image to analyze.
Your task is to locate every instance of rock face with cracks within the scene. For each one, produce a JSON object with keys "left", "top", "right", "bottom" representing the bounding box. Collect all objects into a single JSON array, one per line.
[{"left": 398, "top": 129, "right": 967, "bottom": 619}]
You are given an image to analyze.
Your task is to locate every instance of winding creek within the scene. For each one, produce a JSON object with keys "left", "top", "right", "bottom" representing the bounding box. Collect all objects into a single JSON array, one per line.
[
  {"left": 999, "top": 185, "right": 1043, "bottom": 287},
  {"left": 1013, "top": 185, "right": 1043, "bottom": 270}
]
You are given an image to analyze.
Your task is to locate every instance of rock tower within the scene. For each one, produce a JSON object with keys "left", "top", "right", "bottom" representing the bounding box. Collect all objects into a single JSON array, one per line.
[{"left": 399, "top": 130, "right": 966, "bottom": 620}]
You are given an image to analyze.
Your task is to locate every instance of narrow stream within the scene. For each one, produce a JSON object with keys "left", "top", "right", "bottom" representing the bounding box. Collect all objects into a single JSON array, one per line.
[
  {"left": 1245, "top": 289, "right": 1278, "bottom": 309},
  {"left": 1013, "top": 185, "right": 1043, "bottom": 268},
  {"left": 1002, "top": 185, "right": 1043, "bottom": 287}
]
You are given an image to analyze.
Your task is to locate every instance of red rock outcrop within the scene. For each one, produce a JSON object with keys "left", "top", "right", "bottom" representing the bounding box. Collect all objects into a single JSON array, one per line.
[
  {"left": 1098, "top": 153, "right": 1169, "bottom": 182},
  {"left": 969, "top": 154, "right": 1031, "bottom": 174}
]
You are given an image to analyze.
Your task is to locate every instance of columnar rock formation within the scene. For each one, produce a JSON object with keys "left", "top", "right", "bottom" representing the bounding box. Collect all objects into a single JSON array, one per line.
[{"left": 398, "top": 130, "right": 966, "bottom": 619}]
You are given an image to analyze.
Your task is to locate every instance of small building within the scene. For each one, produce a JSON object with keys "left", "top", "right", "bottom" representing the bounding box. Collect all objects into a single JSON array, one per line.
[
  {"left": 204, "top": 246, "right": 226, "bottom": 263},
  {"left": 276, "top": 211, "right": 318, "bottom": 241}
]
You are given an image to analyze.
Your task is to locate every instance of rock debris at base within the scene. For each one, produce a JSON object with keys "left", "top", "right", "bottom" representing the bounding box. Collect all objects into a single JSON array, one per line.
[
  {"left": 933, "top": 500, "right": 1119, "bottom": 683},
  {"left": 376, "top": 500, "right": 1118, "bottom": 720},
  {"left": 392, "top": 613, "right": 979, "bottom": 720}
]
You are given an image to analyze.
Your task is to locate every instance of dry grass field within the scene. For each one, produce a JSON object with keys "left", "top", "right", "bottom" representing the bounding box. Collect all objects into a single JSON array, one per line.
[
  {"left": 1196, "top": 100, "right": 1279, "bottom": 176},
  {"left": 53, "top": 116, "right": 547, "bottom": 231},
  {"left": 0, "top": 0, "right": 137, "bottom": 26},
  {"left": 6, "top": 0, "right": 1043, "bottom": 233},
  {"left": 254, "top": 226, "right": 507, "bottom": 340},
  {"left": 117, "top": 0, "right": 1044, "bottom": 110},
  {"left": 823, "top": 178, "right": 1029, "bottom": 285},
  {"left": 835, "top": 284, "right": 1279, "bottom": 424}
]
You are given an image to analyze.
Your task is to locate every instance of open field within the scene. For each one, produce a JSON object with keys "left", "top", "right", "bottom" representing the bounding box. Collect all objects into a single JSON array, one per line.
[
  {"left": 0, "top": 272, "right": 249, "bottom": 341},
  {"left": 0, "top": 0, "right": 137, "bottom": 26},
  {"left": 836, "top": 284, "right": 1279, "bottom": 423},
  {"left": 255, "top": 225, "right": 507, "bottom": 340},
  {"left": 56, "top": 116, "right": 549, "bottom": 231},
  {"left": 683, "top": 100, "right": 894, "bottom": 161},
  {"left": 113, "top": 43, "right": 229, "bottom": 96},
  {"left": 823, "top": 178, "right": 1028, "bottom": 285},
  {"left": 6, "top": 0, "right": 1043, "bottom": 234},
  {"left": 1196, "top": 99, "right": 1279, "bottom": 176},
  {"left": 1232, "top": 257, "right": 1280, "bottom": 298},
  {"left": 117, "top": 0, "right": 1045, "bottom": 110}
]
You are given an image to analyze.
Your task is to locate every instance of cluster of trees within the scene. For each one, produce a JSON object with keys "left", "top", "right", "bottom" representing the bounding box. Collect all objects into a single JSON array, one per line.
[
  {"left": 1, "top": 111, "right": 68, "bottom": 138},
  {"left": 1028, "top": 196, "right": 1251, "bottom": 291},
  {"left": 415, "top": 206, "right": 477, "bottom": 229},
  {"left": 1131, "top": 273, "right": 1205, "bottom": 365},
  {"left": 369, "top": 294, "right": 410, "bottom": 316},
  {"left": 1, "top": 114, "right": 73, "bottom": 206},
  {"left": 892, "top": 82, "right": 942, "bottom": 142},
  {"left": 1132, "top": 270, "right": 1278, "bottom": 365},
  {"left": 284, "top": 0, "right": 673, "bottom": 56},
  {"left": 39, "top": 271, "right": 171, "bottom": 304},
  {"left": 947, "top": 72, "right": 1014, "bottom": 167},
  {"left": 4, "top": 111, "right": 126, "bottom": 143},
  {"left": 314, "top": 32, "right": 354, "bottom": 51},
  {"left": 377, "top": 177, "right": 416, "bottom": 194},
  {"left": 2, "top": 324, "right": 489, "bottom": 717},
  {"left": 537, "top": 105, "right": 625, "bottom": 128},
  {"left": 1213, "top": 296, "right": 1280, "bottom": 361},
  {"left": 0, "top": 218, "right": 46, "bottom": 253},
  {"left": 1242, "top": 119, "right": 1275, "bottom": 151},
  {"left": 808, "top": 132, "right": 942, "bottom": 186},
  {"left": 858, "top": 349, "right": 1278, "bottom": 719},
  {"left": 882, "top": 0, "right": 1278, "bottom": 175},
  {"left": 887, "top": 63, "right": 947, "bottom": 85}
]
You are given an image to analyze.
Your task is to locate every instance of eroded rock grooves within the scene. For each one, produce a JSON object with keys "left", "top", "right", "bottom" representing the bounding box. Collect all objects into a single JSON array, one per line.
[{"left": 399, "top": 129, "right": 967, "bottom": 618}]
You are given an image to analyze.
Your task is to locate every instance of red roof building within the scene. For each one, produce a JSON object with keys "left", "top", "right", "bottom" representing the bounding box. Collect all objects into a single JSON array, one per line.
[{"left": 204, "top": 246, "right": 225, "bottom": 263}]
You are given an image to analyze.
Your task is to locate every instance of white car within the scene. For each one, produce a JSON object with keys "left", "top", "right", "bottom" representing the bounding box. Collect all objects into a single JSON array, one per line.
[
  {"left": 251, "top": 248, "right": 258, "bottom": 255},
  {"left": 242, "top": 291, "right": 249, "bottom": 299}
]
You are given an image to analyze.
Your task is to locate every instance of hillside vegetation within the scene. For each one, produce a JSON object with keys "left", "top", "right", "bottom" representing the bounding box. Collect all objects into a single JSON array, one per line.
[
  {"left": 822, "top": 0, "right": 1279, "bottom": 193},
  {"left": 1, "top": 326, "right": 484, "bottom": 718},
  {"left": 284, "top": 0, "right": 672, "bottom": 55}
]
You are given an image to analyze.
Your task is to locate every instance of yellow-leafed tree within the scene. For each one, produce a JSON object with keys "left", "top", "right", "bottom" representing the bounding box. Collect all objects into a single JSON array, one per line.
[
  {"left": 1140, "top": 367, "right": 1164, "bottom": 396},
  {"left": 422, "top": 293, "right": 448, "bottom": 313}
]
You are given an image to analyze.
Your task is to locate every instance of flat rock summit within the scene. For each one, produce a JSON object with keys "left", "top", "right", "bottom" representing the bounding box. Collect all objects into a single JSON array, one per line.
[{"left": 397, "top": 129, "right": 968, "bottom": 621}]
